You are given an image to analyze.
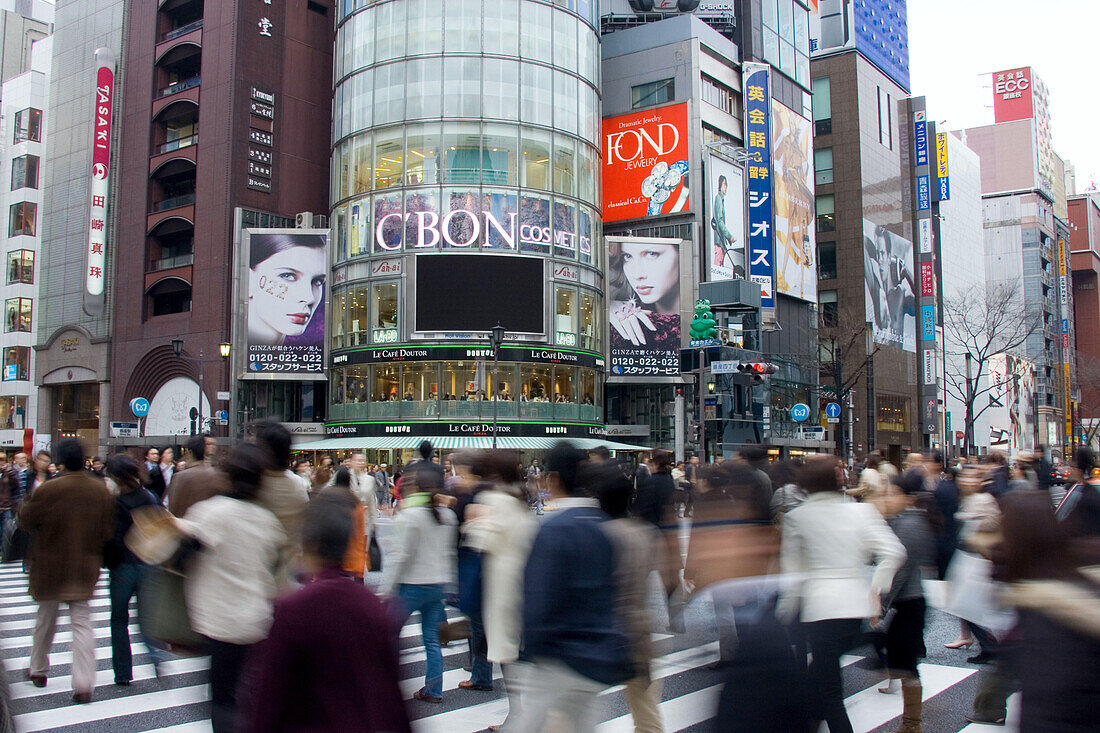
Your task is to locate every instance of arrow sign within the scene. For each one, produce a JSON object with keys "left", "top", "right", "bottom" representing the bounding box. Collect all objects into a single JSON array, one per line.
[{"left": 825, "top": 402, "right": 841, "bottom": 419}]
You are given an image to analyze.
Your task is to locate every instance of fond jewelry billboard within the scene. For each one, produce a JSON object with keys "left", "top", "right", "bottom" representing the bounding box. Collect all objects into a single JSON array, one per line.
[
  {"left": 244, "top": 230, "right": 328, "bottom": 374},
  {"left": 607, "top": 236, "right": 681, "bottom": 377},
  {"left": 602, "top": 102, "right": 691, "bottom": 223}
]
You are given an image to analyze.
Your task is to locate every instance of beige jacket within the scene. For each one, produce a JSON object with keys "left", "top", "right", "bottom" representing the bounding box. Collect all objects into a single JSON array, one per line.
[{"left": 258, "top": 469, "right": 310, "bottom": 587}]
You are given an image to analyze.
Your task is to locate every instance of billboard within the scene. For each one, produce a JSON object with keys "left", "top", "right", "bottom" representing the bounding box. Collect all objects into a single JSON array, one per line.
[
  {"left": 743, "top": 63, "right": 775, "bottom": 308},
  {"left": 771, "top": 101, "right": 816, "bottom": 302},
  {"left": 707, "top": 156, "right": 745, "bottom": 281},
  {"left": 863, "top": 221, "right": 915, "bottom": 352},
  {"left": 607, "top": 236, "right": 681, "bottom": 377},
  {"left": 245, "top": 230, "right": 327, "bottom": 374},
  {"left": 992, "top": 67, "right": 1034, "bottom": 123},
  {"left": 415, "top": 254, "right": 544, "bottom": 335},
  {"left": 602, "top": 102, "right": 690, "bottom": 223}
]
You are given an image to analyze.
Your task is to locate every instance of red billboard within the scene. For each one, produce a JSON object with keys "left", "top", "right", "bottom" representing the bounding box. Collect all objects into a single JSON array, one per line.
[
  {"left": 602, "top": 102, "right": 690, "bottom": 223},
  {"left": 992, "top": 67, "right": 1033, "bottom": 122}
]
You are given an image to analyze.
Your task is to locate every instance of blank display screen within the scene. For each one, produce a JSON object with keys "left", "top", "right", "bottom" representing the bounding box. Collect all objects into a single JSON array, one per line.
[{"left": 415, "top": 254, "right": 544, "bottom": 333}]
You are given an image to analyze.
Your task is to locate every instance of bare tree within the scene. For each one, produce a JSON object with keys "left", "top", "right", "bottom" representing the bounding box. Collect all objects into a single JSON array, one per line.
[
  {"left": 943, "top": 281, "right": 1042, "bottom": 455},
  {"left": 818, "top": 301, "right": 881, "bottom": 459},
  {"left": 1073, "top": 358, "right": 1100, "bottom": 447}
]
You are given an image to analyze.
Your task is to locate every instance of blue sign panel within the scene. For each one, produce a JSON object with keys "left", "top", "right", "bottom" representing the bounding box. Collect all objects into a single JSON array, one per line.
[
  {"left": 938, "top": 175, "right": 950, "bottom": 201},
  {"left": 917, "top": 175, "right": 930, "bottom": 210},
  {"left": 922, "top": 304, "right": 935, "bottom": 340},
  {"left": 914, "top": 120, "right": 928, "bottom": 166},
  {"left": 3, "top": 364, "right": 15, "bottom": 381},
  {"left": 1062, "top": 318, "right": 1069, "bottom": 334},
  {"left": 791, "top": 403, "right": 810, "bottom": 422},
  {"left": 129, "top": 397, "right": 150, "bottom": 418},
  {"left": 743, "top": 63, "right": 775, "bottom": 309},
  {"left": 825, "top": 402, "right": 841, "bottom": 419}
]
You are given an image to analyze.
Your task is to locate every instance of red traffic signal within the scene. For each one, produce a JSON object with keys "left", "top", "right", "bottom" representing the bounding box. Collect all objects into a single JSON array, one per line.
[{"left": 738, "top": 362, "right": 779, "bottom": 374}]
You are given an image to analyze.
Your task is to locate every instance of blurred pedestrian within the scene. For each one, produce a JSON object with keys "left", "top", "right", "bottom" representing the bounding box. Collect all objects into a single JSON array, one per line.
[
  {"left": 381, "top": 456, "right": 457, "bottom": 703},
  {"left": 241, "top": 499, "right": 411, "bottom": 733},
  {"left": 1056, "top": 448, "right": 1100, "bottom": 535},
  {"left": 849, "top": 454, "right": 887, "bottom": 503},
  {"left": 318, "top": 467, "right": 366, "bottom": 580},
  {"left": 511, "top": 442, "right": 633, "bottom": 732},
  {"left": 102, "top": 454, "right": 165, "bottom": 685},
  {"left": 19, "top": 439, "right": 114, "bottom": 704},
  {"left": 588, "top": 459, "right": 665, "bottom": 733},
  {"left": 175, "top": 443, "right": 285, "bottom": 733},
  {"left": 927, "top": 453, "right": 960, "bottom": 580},
  {"left": 168, "top": 435, "right": 228, "bottom": 519},
  {"left": 447, "top": 451, "right": 491, "bottom": 691},
  {"left": 633, "top": 449, "right": 675, "bottom": 528},
  {"left": 876, "top": 474, "right": 936, "bottom": 733},
  {"left": 776, "top": 455, "right": 905, "bottom": 733},
  {"left": 526, "top": 458, "right": 544, "bottom": 514},
  {"left": 252, "top": 419, "right": 310, "bottom": 588},
  {"left": 768, "top": 458, "right": 806, "bottom": 521}
]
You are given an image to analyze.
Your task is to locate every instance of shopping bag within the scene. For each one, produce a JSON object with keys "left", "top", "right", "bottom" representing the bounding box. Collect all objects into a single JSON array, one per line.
[
  {"left": 943, "top": 550, "right": 1014, "bottom": 635},
  {"left": 139, "top": 566, "right": 203, "bottom": 654}
]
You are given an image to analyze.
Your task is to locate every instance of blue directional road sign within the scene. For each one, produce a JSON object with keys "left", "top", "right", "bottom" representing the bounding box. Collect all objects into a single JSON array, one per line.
[
  {"left": 129, "top": 397, "right": 150, "bottom": 418},
  {"left": 790, "top": 403, "right": 810, "bottom": 422},
  {"left": 825, "top": 402, "right": 841, "bottom": 419}
]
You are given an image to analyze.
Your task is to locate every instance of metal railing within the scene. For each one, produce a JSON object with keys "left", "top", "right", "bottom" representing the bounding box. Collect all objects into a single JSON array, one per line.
[
  {"left": 155, "top": 134, "right": 198, "bottom": 155},
  {"left": 152, "top": 193, "right": 196, "bottom": 212},
  {"left": 158, "top": 76, "right": 201, "bottom": 98},
  {"left": 162, "top": 19, "right": 204, "bottom": 41},
  {"left": 150, "top": 253, "right": 194, "bottom": 271}
]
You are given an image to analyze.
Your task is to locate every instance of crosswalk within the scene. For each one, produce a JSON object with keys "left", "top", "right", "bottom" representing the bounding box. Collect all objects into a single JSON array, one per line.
[{"left": 0, "top": 563, "right": 1018, "bottom": 732}]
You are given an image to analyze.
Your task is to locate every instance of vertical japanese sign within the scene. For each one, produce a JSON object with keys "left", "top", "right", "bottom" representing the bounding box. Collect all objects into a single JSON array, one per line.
[
  {"left": 742, "top": 63, "right": 774, "bottom": 309},
  {"left": 1059, "top": 238, "right": 1072, "bottom": 443},
  {"left": 83, "top": 48, "right": 115, "bottom": 317},
  {"left": 936, "top": 132, "right": 950, "bottom": 201},
  {"left": 912, "top": 105, "right": 937, "bottom": 435}
]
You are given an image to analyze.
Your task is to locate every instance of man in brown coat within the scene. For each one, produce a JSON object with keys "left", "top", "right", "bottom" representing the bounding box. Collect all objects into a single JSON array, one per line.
[
  {"left": 19, "top": 439, "right": 114, "bottom": 703},
  {"left": 168, "top": 435, "right": 228, "bottom": 518}
]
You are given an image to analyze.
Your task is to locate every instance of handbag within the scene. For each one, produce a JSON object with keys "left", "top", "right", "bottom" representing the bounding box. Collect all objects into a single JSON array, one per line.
[
  {"left": 139, "top": 565, "right": 204, "bottom": 654},
  {"left": 1, "top": 518, "right": 27, "bottom": 563},
  {"left": 368, "top": 534, "right": 382, "bottom": 572}
]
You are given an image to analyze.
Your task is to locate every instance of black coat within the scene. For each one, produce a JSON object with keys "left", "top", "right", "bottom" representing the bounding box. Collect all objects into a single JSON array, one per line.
[
  {"left": 144, "top": 463, "right": 167, "bottom": 502},
  {"left": 1013, "top": 605, "right": 1100, "bottom": 732},
  {"left": 633, "top": 471, "right": 675, "bottom": 528}
]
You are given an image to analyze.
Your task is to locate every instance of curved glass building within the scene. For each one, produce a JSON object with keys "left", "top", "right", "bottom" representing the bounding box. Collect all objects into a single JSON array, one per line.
[{"left": 328, "top": 0, "right": 604, "bottom": 451}]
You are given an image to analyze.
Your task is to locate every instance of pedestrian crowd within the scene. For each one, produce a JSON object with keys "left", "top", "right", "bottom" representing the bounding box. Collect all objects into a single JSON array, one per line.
[{"left": 1, "top": 433, "right": 1098, "bottom": 733}]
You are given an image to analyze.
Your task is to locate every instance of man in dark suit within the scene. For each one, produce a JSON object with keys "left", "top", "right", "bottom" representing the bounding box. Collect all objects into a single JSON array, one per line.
[{"left": 143, "top": 447, "right": 165, "bottom": 501}]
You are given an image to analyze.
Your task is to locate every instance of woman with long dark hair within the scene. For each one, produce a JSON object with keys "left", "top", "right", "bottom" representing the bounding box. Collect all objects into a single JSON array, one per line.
[
  {"left": 247, "top": 233, "right": 326, "bottom": 346},
  {"left": 103, "top": 454, "right": 164, "bottom": 686},
  {"left": 607, "top": 240, "right": 680, "bottom": 348}
]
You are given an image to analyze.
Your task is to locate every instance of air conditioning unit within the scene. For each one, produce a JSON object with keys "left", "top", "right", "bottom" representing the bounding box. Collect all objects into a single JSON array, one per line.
[{"left": 295, "top": 212, "right": 314, "bottom": 228}]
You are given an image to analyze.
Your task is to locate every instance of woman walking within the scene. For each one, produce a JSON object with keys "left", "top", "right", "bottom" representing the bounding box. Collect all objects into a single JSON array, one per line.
[
  {"left": 318, "top": 467, "right": 366, "bottom": 579},
  {"left": 777, "top": 455, "right": 906, "bottom": 733},
  {"left": 381, "top": 459, "right": 457, "bottom": 703},
  {"left": 103, "top": 455, "right": 165, "bottom": 686}
]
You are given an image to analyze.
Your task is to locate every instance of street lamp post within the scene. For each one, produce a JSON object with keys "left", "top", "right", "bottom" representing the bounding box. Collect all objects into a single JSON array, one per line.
[
  {"left": 489, "top": 323, "right": 506, "bottom": 449},
  {"left": 171, "top": 339, "right": 231, "bottom": 436}
]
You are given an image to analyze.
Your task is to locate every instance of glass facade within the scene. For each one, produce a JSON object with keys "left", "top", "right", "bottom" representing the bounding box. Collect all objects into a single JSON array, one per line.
[{"left": 329, "top": 0, "right": 604, "bottom": 438}]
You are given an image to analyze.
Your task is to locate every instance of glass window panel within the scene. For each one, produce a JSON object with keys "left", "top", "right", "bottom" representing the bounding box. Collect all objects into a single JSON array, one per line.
[
  {"left": 578, "top": 84, "right": 598, "bottom": 146},
  {"left": 405, "top": 57, "right": 443, "bottom": 121},
  {"left": 405, "top": 189, "right": 441, "bottom": 249},
  {"left": 401, "top": 363, "right": 438, "bottom": 414},
  {"left": 483, "top": 58, "right": 520, "bottom": 122},
  {"left": 350, "top": 134, "right": 371, "bottom": 194},
  {"left": 579, "top": 289, "right": 596, "bottom": 350},
  {"left": 406, "top": 124, "right": 441, "bottom": 185},
  {"left": 4, "top": 298, "right": 31, "bottom": 332},
  {"left": 373, "top": 63, "right": 406, "bottom": 126},
  {"left": 521, "top": 63, "right": 554, "bottom": 126},
  {"left": 814, "top": 147, "right": 833, "bottom": 185},
  {"left": 794, "top": 4, "right": 809, "bottom": 51},
  {"left": 555, "top": 287, "right": 577, "bottom": 345},
  {"left": 0, "top": 395, "right": 27, "bottom": 429},
  {"left": 521, "top": 127, "right": 551, "bottom": 191},
  {"left": 8, "top": 202, "right": 35, "bottom": 237},
  {"left": 554, "top": 72, "right": 577, "bottom": 134},
  {"left": 812, "top": 76, "right": 831, "bottom": 120},
  {"left": 484, "top": 0, "right": 519, "bottom": 56},
  {"left": 348, "top": 198, "right": 372, "bottom": 256},
  {"left": 552, "top": 135, "right": 575, "bottom": 197},
  {"left": 11, "top": 155, "right": 39, "bottom": 190},
  {"left": 780, "top": 39, "right": 795, "bottom": 78},
  {"left": 332, "top": 141, "right": 347, "bottom": 202},
  {"left": 580, "top": 367, "right": 596, "bottom": 408},
  {"left": 553, "top": 11, "right": 578, "bottom": 72},
  {"left": 2, "top": 346, "right": 30, "bottom": 381},
  {"left": 578, "top": 206, "right": 594, "bottom": 265},
  {"left": 373, "top": 129, "right": 404, "bottom": 189},
  {"left": 373, "top": 281, "right": 400, "bottom": 342},
  {"left": 763, "top": 28, "right": 780, "bottom": 67},
  {"left": 815, "top": 194, "right": 835, "bottom": 232},
  {"left": 481, "top": 189, "right": 520, "bottom": 251},
  {"left": 762, "top": 0, "right": 778, "bottom": 30},
  {"left": 576, "top": 143, "right": 596, "bottom": 206},
  {"left": 7, "top": 250, "right": 33, "bottom": 284},
  {"left": 352, "top": 10, "right": 373, "bottom": 70},
  {"left": 331, "top": 288, "right": 348, "bottom": 348},
  {"left": 350, "top": 67, "right": 373, "bottom": 134},
  {"left": 374, "top": 1, "right": 405, "bottom": 62},
  {"left": 441, "top": 121, "right": 482, "bottom": 184},
  {"left": 552, "top": 366, "right": 576, "bottom": 403},
  {"left": 374, "top": 192, "right": 404, "bottom": 251},
  {"left": 407, "top": 0, "right": 443, "bottom": 56},
  {"left": 490, "top": 364, "right": 517, "bottom": 408},
  {"left": 443, "top": 57, "right": 480, "bottom": 119},
  {"left": 373, "top": 363, "right": 401, "bottom": 402},
  {"left": 797, "top": 51, "right": 810, "bottom": 88},
  {"left": 445, "top": 0, "right": 481, "bottom": 53},
  {"left": 344, "top": 366, "right": 371, "bottom": 404},
  {"left": 779, "top": 0, "right": 794, "bottom": 42},
  {"left": 442, "top": 189, "right": 483, "bottom": 248},
  {"left": 522, "top": 365, "right": 552, "bottom": 402},
  {"left": 553, "top": 200, "right": 577, "bottom": 259},
  {"left": 519, "top": 193, "right": 551, "bottom": 255},
  {"left": 482, "top": 123, "right": 518, "bottom": 186},
  {"left": 521, "top": 2, "right": 553, "bottom": 63},
  {"left": 578, "top": 19, "right": 597, "bottom": 83},
  {"left": 13, "top": 109, "right": 41, "bottom": 143},
  {"left": 332, "top": 204, "right": 347, "bottom": 260}
]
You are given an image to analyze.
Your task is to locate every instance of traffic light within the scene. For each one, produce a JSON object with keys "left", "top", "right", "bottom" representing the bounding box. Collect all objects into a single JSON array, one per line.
[
  {"left": 689, "top": 420, "right": 702, "bottom": 443},
  {"left": 738, "top": 362, "right": 779, "bottom": 385}
]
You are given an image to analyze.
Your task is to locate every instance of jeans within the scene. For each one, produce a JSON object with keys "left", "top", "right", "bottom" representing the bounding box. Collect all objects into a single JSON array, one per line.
[
  {"left": 805, "top": 618, "right": 862, "bottom": 733},
  {"left": 109, "top": 562, "right": 164, "bottom": 683},
  {"left": 397, "top": 583, "right": 446, "bottom": 697},
  {"left": 469, "top": 612, "right": 494, "bottom": 687}
]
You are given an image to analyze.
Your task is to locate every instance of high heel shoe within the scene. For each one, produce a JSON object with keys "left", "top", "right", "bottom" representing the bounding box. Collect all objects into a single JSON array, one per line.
[{"left": 944, "top": 637, "right": 974, "bottom": 649}]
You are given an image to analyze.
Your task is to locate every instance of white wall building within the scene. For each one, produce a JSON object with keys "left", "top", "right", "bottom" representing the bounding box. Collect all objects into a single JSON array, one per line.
[{"left": 0, "top": 31, "right": 50, "bottom": 451}]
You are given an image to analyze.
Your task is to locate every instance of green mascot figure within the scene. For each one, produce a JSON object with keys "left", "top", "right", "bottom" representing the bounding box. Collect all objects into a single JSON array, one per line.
[{"left": 689, "top": 299, "right": 717, "bottom": 341}]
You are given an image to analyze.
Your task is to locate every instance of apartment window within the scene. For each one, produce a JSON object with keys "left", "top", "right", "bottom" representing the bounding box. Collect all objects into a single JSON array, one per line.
[
  {"left": 877, "top": 87, "right": 892, "bottom": 149},
  {"left": 876, "top": 394, "right": 909, "bottom": 433},
  {"left": 702, "top": 125, "right": 734, "bottom": 146},
  {"left": 147, "top": 280, "right": 191, "bottom": 317},
  {"left": 762, "top": 0, "right": 810, "bottom": 85},
  {"left": 816, "top": 194, "right": 835, "bottom": 232},
  {"left": 812, "top": 77, "right": 832, "bottom": 135},
  {"left": 814, "top": 147, "right": 833, "bottom": 185},
  {"left": 2, "top": 346, "right": 29, "bottom": 381},
  {"left": 819, "top": 290, "right": 838, "bottom": 327},
  {"left": 0, "top": 395, "right": 26, "bottom": 429},
  {"left": 13, "top": 108, "right": 41, "bottom": 143},
  {"left": 631, "top": 78, "right": 674, "bottom": 109},
  {"left": 8, "top": 202, "right": 36, "bottom": 237},
  {"left": 818, "top": 241, "right": 837, "bottom": 280},
  {"left": 4, "top": 297, "right": 31, "bottom": 332},
  {"left": 7, "top": 250, "right": 33, "bottom": 284},
  {"left": 701, "top": 74, "right": 735, "bottom": 115},
  {"left": 11, "top": 154, "right": 39, "bottom": 190}
]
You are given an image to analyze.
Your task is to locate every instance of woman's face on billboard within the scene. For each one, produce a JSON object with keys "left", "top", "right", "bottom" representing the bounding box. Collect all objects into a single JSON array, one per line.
[
  {"left": 621, "top": 243, "right": 678, "bottom": 312},
  {"left": 248, "top": 246, "right": 326, "bottom": 344}
]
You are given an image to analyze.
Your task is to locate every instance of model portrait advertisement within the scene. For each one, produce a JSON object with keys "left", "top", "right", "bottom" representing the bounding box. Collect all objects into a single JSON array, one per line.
[
  {"left": 607, "top": 236, "right": 681, "bottom": 377},
  {"left": 862, "top": 220, "right": 916, "bottom": 353}
]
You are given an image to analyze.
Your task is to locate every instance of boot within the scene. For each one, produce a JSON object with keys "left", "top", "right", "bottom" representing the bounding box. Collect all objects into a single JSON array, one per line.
[{"left": 891, "top": 678, "right": 922, "bottom": 732}]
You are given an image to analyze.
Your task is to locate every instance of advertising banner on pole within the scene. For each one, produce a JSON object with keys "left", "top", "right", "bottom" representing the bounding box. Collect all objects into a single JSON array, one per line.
[
  {"left": 602, "top": 103, "right": 690, "bottom": 223},
  {"left": 771, "top": 101, "right": 817, "bottom": 302},
  {"left": 607, "top": 236, "right": 681, "bottom": 378},
  {"left": 83, "top": 48, "right": 115, "bottom": 317},
  {"left": 707, "top": 156, "right": 745, "bottom": 281},
  {"left": 245, "top": 230, "right": 328, "bottom": 375},
  {"left": 742, "top": 63, "right": 775, "bottom": 308},
  {"left": 863, "top": 220, "right": 916, "bottom": 352},
  {"left": 936, "top": 132, "right": 950, "bottom": 201}
]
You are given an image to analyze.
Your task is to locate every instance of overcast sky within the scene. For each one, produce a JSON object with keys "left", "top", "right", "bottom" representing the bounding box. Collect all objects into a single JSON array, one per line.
[{"left": 907, "top": 0, "right": 1098, "bottom": 193}]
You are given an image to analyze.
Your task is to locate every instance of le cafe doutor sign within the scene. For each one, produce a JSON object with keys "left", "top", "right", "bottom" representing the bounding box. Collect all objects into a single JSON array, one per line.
[
  {"left": 326, "top": 422, "right": 607, "bottom": 439},
  {"left": 331, "top": 345, "right": 604, "bottom": 370}
]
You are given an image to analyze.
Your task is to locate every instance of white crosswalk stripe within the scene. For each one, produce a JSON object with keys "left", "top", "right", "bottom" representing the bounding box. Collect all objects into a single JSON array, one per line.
[{"left": 0, "top": 563, "right": 1012, "bottom": 732}]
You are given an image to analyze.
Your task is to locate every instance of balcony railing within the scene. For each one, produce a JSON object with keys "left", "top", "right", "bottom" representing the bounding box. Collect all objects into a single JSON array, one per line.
[
  {"left": 162, "top": 19, "right": 204, "bottom": 41},
  {"left": 158, "top": 76, "right": 201, "bottom": 98},
  {"left": 155, "top": 134, "right": 198, "bottom": 155},
  {"left": 152, "top": 193, "right": 196, "bottom": 212},
  {"left": 150, "top": 253, "right": 194, "bottom": 271}
]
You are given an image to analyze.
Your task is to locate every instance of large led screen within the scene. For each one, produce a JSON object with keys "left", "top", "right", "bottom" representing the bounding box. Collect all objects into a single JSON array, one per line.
[{"left": 415, "top": 254, "right": 544, "bottom": 334}]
